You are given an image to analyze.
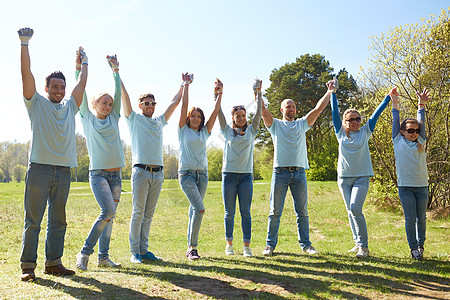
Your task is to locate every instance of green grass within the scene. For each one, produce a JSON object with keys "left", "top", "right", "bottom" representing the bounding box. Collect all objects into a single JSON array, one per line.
[{"left": 0, "top": 180, "right": 449, "bottom": 299}]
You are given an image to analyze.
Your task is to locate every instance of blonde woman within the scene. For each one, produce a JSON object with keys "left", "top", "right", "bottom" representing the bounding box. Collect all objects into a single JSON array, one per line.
[{"left": 331, "top": 81, "right": 395, "bottom": 258}]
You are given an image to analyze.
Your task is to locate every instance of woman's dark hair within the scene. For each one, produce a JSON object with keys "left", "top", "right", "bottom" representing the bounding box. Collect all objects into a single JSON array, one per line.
[
  {"left": 400, "top": 118, "right": 424, "bottom": 151},
  {"left": 186, "top": 107, "right": 205, "bottom": 132}
]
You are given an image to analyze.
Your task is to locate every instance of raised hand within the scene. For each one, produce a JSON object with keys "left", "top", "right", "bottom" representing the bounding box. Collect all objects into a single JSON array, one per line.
[
  {"left": 18, "top": 27, "right": 34, "bottom": 46},
  {"left": 77, "top": 47, "right": 88, "bottom": 65},
  {"left": 389, "top": 87, "right": 399, "bottom": 102},
  {"left": 327, "top": 77, "right": 339, "bottom": 93},
  {"left": 417, "top": 88, "right": 430, "bottom": 105},
  {"left": 75, "top": 49, "right": 82, "bottom": 70},
  {"left": 107, "top": 55, "right": 119, "bottom": 72},
  {"left": 253, "top": 78, "right": 262, "bottom": 95},
  {"left": 182, "top": 72, "right": 194, "bottom": 85},
  {"left": 214, "top": 78, "right": 223, "bottom": 96}
]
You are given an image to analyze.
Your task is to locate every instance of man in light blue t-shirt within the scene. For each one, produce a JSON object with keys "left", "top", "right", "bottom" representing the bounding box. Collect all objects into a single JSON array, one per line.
[
  {"left": 261, "top": 81, "right": 334, "bottom": 256},
  {"left": 121, "top": 76, "right": 184, "bottom": 263},
  {"left": 18, "top": 28, "right": 88, "bottom": 281}
]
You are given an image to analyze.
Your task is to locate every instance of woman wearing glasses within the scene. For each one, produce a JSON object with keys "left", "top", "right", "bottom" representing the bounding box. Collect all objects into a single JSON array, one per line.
[
  {"left": 178, "top": 75, "right": 222, "bottom": 260},
  {"left": 217, "top": 79, "right": 263, "bottom": 257},
  {"left": 75, "top": 55, "right": 125, "bottom": 270},
  {"left": 391, "top": 88, "right": 430, "bottom": 260},
  {"left": 330, "top": 79, "right": 395, "bottom": 258}
]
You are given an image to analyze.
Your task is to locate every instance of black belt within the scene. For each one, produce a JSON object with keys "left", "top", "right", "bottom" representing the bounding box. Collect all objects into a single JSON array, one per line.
[
  {"left": 135, "top": 164, "right": 163, "bottom": 172},
  {"left": 279, "top": 166, "right": 301, "bottom": 172}
]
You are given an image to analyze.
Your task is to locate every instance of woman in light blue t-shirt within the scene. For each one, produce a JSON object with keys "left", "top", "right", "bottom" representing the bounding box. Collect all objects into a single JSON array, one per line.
[
  {"left": 331, "top": 79, "right": 395, "bottom": 258},
  {"left": 391, "top": 88, "right": 430, "bottom": 260},
  {"left": 75, "top": 55, "right": 125, "bottom": 271},
  {"left": 178, "top": 75, "right": 222, "bottom": 261},
  {"left": 217, "top": 78, "right": 262, "bottom": 258}
]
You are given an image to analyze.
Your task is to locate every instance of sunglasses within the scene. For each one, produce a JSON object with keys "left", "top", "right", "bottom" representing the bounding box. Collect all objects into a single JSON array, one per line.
[
  {"left": 141, "top": 101, "right": 156, "bottom": 107},
  {"left": 405, "top": 128, "right": 420, "bottom": 134},
  {"left": 345, "top": 117, "right": 361, "bottom": 123},
  {"left": 232, "top": 105, "right": 245, "bottom": 110}
]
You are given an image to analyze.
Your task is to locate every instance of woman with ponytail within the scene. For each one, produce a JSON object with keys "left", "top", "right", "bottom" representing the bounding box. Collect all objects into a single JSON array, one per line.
[{"left": 391, "top": 88, "right": 430, "bottom": 260}]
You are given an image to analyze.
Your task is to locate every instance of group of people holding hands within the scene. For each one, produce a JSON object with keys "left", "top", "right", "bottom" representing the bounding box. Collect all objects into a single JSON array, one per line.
[{"left": 17, "top": 27, "right": 431, "bottom": 282}]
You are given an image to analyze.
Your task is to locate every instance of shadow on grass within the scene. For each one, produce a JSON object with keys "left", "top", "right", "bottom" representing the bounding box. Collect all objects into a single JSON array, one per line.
[
  {"left": 34, "top": 276, "right": 161, "bottom": 299},
  {"left": 31, "top": 252, "right": 450, "bottom": 299}
]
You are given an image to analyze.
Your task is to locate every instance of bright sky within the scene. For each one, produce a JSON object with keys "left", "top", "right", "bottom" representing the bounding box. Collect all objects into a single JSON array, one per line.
[{"left": 1, "top": 0, "right": 448, "bottom": 149}]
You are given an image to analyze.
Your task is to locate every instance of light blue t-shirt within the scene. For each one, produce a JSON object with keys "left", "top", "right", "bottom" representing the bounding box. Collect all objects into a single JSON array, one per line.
[
  {"left": 24, "top": 91, "right": 79, "bottom": 167},
  {"left": 79, "top": 72, "right": 125, "bottom": 170},
  {"left": 178, "top": 125, "right": 210, "bottom": 171},
  {"left": 221, "top": 124, "right": 257, "bottom": 173},
  {"left": 127, "top": 111, "right": 167, "bottom": 166},
  {"left": 392, "top": 108, "right": 428, "bottom": 187},
  {"left": 393, "top": 134, "right": 428, "bottom": 187},
  {"left": 267, "top": 117, "right": 311, "bottom": 168},
  {"left": 336, "top": 123, "right": 374, "bottom": 177}
]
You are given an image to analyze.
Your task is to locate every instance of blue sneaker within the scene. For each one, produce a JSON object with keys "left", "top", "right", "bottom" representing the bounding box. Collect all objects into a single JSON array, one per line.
[
  {"left": 130, "top": 253, "right": 142, "bottom": 264},
  {"left": 141, "top": 251, "right": 161, "bottom": 261}
]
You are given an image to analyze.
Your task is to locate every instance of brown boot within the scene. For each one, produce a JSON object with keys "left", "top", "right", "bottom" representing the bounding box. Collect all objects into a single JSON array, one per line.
[
  {"left": 21, "top": 268, "right": 35, "bottom": 281},
  {"left": 44, "top": 264, "right": 75, "bottom": 276}
]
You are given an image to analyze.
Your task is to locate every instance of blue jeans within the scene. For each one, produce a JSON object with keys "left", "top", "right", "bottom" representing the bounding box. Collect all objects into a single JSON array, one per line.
[
  {"left": 20, "top": 163, "right": 71, "bottom": 269},
  {"left": 337, "top": 176, "right": 370, "bottom": 248},
  {"left": 81, "top": 170, "right": 121, "bottom": 259},
  {"left": 179, "top": 170, "right": 208, "bottom": 247},
  {"left": 398, "top": 186, "right": 428, "bottom": 250},
  {"left": 129, "top": 166, "right": 164, "bottom": 255},
  {"left": 222, "top": 173, "right": 253, "bottom": 243},
  {"left": 266, "top": 167, "right": 311, "bottom": 250}
]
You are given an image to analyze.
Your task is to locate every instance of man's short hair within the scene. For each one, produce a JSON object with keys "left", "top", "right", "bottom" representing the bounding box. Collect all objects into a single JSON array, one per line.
[
  {"left": 139, "top": 93, "right": 155, "bottom": 103},
  {"left": 46, "top": 71, "right": 66, "bottom": 88}
]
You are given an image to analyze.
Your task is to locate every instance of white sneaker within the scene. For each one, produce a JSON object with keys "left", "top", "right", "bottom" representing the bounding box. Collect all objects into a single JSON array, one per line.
[
  {"left": 262, "top": 245, "right": 273, "bottom": 256},
  {"left": 303, "top": 246, "right": 319, "bottom": 255},
  {"left": 225, "top": 244, "right": 235, "bottom": 255},
  {"left": 76, "top": 252, "right": 89, "bottom": 271},
  {"left": 98, "top": 258, "right": 122, "bottom": 268},
  {"left": 356, "top": 247, "right": 369, "bottom": 258},
  {"left": 348, "top": 245, "right": 359, "bottom": 253},
  {"left": 243, "top": 246, "right": 252, "bottom": 257}
]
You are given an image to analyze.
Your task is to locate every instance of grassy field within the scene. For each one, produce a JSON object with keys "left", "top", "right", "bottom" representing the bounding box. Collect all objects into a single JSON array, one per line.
[{"left": 0, "top": 179, "right": 448, "bottom": 299}]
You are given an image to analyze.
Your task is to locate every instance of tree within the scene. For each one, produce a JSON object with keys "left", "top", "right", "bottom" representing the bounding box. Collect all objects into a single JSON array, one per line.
[
  {"left": 359, "top": 8, "right": 450, "bottom": 209},
  {"left": 71, "top": 133, "right": 89, "bottom": 182},
  {"left": 163, "top": 145, "right": 178, "bottom": 179},
  {"left": 257, "top": 54, "right": 358, "bottom": 180},
  {"left": 0, "top": 168, "right": 4, "bottom": 182},
  {"left": 0, "top": 141, "right": 29, "bottom": 182},
  {"left": 12, "top": 165, "right": 27, "bottom": 182},
  {"left": 207, "top": 146, "right": 223, "bottom": 181},
  {"left": 122, "top": 142, "right": 132, "bottom": 180}
]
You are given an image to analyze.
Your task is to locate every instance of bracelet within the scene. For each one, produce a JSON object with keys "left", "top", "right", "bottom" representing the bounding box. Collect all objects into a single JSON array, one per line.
[{"left": 21, "top": 43, "right": 28, "bottom": 46}]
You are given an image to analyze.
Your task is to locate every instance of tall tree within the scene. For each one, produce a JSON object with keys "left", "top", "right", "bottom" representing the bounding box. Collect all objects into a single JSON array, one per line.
[{"left": 360, "top": 8, "right": 450, "bottom": 209}]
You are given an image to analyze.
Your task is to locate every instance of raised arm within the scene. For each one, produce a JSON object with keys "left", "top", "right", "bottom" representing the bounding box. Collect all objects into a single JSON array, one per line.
[
  {"left": 417, "top": 88, "right": 430, "bottom": 139},
  {"left": 121, "top": 77, "right": 133, "bottom": 118},
  {"left": 106, "top": 55, "right": 121, "bottom": 116},
  {"left": 215, "top": 79, "right": 227, "bottom": 130},
  {"left": 206, "top": 91, "right": 222, "bottom": 134},
  {"left": 18, "top": 28, "right": 36, "bottom": 100},
  {"left": 75, "top": 52, "right": 89, "bottom": 117},
  {"left": 71, "top": 47, "right": 88, "bottom": 108},
  {"left": 368, "top": 87, "right": 395, "bottom": 132},
  {"left": 305, "top": 80, "right": 334, "bottom": 127},
  {"left": 328, "top": 78, "right": 342, "bottom": 133},
  {"left": 252, "top": 79, "right": 263, "bottom": 131},
  {"left": 179, "top": 73, "right": 192, "bottom": 128},
  {"left": 391, "top": 87, "right": 400, "bottom": 139},
  {"left": 163, "top": 83, "right": 184, "bottom": 122}
]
